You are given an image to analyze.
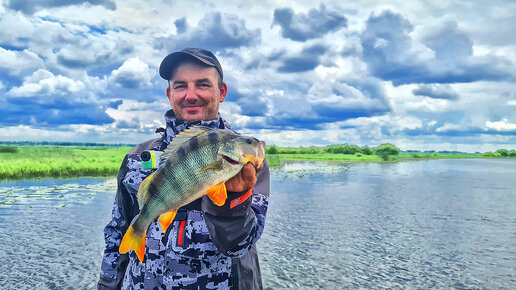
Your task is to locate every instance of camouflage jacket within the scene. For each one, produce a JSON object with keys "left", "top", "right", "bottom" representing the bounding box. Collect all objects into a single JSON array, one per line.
[{"left": 98, "top": 110, "right": 270, "bottom": 290}]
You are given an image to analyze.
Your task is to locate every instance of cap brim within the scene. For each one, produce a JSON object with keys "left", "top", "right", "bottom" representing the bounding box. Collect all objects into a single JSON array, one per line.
[{"left": 159, "top": 51, "right": 216, "bottom": 80}]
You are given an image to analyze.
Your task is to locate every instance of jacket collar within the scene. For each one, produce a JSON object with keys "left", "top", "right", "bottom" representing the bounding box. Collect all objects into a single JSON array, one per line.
[{"left": 161, "top": 109, "right": 233, "bottom": 146}]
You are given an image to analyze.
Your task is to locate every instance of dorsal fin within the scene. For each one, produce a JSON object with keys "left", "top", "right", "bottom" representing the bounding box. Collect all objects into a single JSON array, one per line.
[{"left": 159, "top": 126, "right": 212, "bottom": 166}]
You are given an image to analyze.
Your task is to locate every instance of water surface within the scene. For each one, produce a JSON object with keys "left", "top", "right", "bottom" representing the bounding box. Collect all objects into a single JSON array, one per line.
[{"left": 0, "top": 159, "right": 515, "bottom": 289}]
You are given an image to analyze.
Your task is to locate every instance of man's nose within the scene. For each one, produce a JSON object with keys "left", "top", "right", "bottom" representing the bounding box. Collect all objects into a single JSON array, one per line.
[{"left": 185, "top": 83, "right": 197, "bottom": 100}]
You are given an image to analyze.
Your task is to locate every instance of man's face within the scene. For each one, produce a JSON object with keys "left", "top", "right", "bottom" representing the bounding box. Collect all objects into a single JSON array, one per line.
[{"left": 167, "top": 62, "right": 227, "bottom": 122}]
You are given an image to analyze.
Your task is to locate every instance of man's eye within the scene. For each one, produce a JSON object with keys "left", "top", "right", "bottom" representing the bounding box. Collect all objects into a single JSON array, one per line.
[
  {"left": 198, "top": 83, "right": 210, "bottom": 88},
  {"left": 173, "top": 85, "right": 186, "bottom": 89}
]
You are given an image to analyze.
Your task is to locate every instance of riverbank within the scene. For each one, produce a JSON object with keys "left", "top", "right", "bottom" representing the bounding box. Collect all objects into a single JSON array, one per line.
[
  {"left": 0, "top": 145, "right": 132, "bottom": 179},
  {"left": 1, "top": 145, "right": 514, "bottom": 180},
  {"left": 264, "top": 151, "right": 512, "bottom": 167}
]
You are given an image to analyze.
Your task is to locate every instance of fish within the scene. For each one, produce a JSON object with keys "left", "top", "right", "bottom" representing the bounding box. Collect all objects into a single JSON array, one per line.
[{"left": 119, "top": 126, "right": 266, "bottom": 262}]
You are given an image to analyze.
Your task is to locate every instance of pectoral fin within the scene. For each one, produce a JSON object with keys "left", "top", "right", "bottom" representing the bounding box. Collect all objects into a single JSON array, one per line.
[
  {"left": 199, "top": 160, "right": 223, "bottom": 174},
  {"left": 158, "top": 209, "right": 178, "bottom": 233},
  {"left": 206, "top": 183, "right": 227, "bottom": 206}
]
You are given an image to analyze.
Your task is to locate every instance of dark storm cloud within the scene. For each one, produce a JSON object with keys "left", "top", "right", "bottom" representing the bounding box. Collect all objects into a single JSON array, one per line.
[
  {"left": 361, "top": 10, "right": 514, "bottom": 85},
  {"left": 7, "top": 0, "right": 116, "bottom": 14},
  {"left": 273, "top": 4, "right": 347, "bottom": 41},
  {"left": 412, "top": 84, "right": 459, "bottom": 100}
]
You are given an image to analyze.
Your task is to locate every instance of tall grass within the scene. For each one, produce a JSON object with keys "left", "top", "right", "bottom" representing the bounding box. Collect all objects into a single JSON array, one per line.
[{"left": 0, "top": 145, "right": 131, "bottom": 180}]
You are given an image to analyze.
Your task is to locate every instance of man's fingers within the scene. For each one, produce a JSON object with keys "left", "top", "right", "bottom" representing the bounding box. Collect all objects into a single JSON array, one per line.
[
  {"left": 225, "top": 163, "right": 258, "bottom": 193},
  {"left": 242, "top": 163, "right": 257, "bottom": 187}
]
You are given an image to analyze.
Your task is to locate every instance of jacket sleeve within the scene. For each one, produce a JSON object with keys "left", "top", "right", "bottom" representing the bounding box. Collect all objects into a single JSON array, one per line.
[
  {"left": 202, "top": 158, "right": 271, "bottom": 258},
  {"left": 97, "top": 155, "right": 139, "bottom": 290}
]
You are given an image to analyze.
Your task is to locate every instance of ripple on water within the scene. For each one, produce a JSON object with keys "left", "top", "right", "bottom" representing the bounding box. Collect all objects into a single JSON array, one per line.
[{"left": 1, "top": 160, "right": 516, "bottom": 289}]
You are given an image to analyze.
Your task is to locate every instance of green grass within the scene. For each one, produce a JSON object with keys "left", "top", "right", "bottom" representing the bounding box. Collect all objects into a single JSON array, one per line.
[
  {"left": 268, "top": 153, "right": 383, "bottom": 163},
  {"left": 266, "top": 151, "right": 503, "bottom": 167},
  {"left": 0, "top": 145, "right": 131, "bottom": 180},
  {"left": 1, "top": 144, "right": 513, "bottom": 179}
]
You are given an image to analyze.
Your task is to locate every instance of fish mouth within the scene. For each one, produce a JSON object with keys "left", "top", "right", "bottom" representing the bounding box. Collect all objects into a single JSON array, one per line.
[{"left": 222, "top": 155, "right": 240, "bottom": 165}]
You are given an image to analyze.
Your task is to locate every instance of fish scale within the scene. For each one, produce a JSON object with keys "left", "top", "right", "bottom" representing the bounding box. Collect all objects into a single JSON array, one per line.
[{"left": 119, "top": 126, "right": 266, "bottom": 262}]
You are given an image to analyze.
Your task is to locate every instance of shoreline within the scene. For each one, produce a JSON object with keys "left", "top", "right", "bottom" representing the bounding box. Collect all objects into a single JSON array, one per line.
[{"left": 2, "top": 152, "right": 515, "bottom": 181}]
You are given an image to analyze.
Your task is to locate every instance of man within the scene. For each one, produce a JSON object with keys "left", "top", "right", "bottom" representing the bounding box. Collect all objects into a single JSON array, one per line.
[{"left": 98, "top": 48, "right": 270, "bottom": 289}]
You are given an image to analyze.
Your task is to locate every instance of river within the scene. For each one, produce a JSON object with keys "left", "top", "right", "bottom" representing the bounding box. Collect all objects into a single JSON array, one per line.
[{"left": 0, "top": 159, "right": 515, "bottom": 289}]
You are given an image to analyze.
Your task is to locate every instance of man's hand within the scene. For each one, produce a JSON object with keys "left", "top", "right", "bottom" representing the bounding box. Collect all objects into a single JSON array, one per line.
[{"left": 225, "top": 162, "right": 263, "bottom": 192}]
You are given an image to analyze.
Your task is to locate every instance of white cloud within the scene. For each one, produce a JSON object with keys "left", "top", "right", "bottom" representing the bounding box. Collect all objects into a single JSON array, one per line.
[
  {"left": 0, "top": 47, "right": 44, "bottom": 72},
  {"left": 7, "top": 69, "right": 85, "bottom": 97},
  {"left": 109, "top": 57, "right": 153, "bottom": 88},
  {"left": 485, "top": 119, "right": 516, "bottom": 132},
  {"left": 436, "top": 123, "right": 462, "bottom": 132}
]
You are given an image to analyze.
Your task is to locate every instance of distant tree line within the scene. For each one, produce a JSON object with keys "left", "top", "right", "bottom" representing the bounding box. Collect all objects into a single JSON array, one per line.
[
  {"left": 484, "top": 149, "right": 516, "bottom": 157},
  {"left": 266, "top": 143, "right": 400, "bottom": 161},
  {"left": 266, "top": 144, "right": 516, "bottom": 161}
]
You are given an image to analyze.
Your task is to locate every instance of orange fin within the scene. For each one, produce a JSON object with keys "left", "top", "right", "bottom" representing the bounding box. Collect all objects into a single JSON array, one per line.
[
  {"left": 158, "top": 209, "right": 178, "bottom": 232},
  {"left": 119, "top": 225, "right": 146, "bottom": 263},
  {"left": 206, "top": 183, "right": 227, "bottom": 206}
]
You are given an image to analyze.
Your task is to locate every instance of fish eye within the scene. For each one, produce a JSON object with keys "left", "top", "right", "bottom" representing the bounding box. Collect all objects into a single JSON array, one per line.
[{"left": 245, "top": 138, "right": 253, "bottom": 144}]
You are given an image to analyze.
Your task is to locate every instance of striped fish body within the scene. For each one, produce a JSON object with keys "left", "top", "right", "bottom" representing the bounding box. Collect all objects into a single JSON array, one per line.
[{"left": 119, "top": 126, "right": 266, "bottom": 262}]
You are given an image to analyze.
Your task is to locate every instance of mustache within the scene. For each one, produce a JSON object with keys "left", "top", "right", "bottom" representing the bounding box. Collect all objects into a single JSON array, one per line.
[{"left": 181, "top": 99, "right": 206, "bottom": 108}]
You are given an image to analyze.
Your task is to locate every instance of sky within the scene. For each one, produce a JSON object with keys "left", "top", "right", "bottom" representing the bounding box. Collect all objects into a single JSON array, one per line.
[{"left": 0, "top": 0, "right": 515, "bottom": 152}]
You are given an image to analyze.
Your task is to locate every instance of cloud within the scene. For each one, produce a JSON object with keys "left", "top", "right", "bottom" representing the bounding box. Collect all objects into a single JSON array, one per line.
[
  {"left": 7, "top": 69, "right": 85, "bottom": 97},
  {"left": 158, "top": 12, "right": 261, "bottom": 52},
  {"left": 422, "top": 21, "right": 472, "bottom": 62},
  {"left": 273, "top": 4, "right": 347, "bottom": 41},
  {"left": 109, "top": 57, "right": 152, "bottom": 88},
  {"left": 412, "top": 84, "right": 459, "bottom": 100},
  {"left": 1, "top": 69, "right": 115, "bottom": 126},
  {"left": 0, "top": 99, "right": 114, "bottom": 126},
  {"left": 7, "top": 0, "right": 116, "bottom": 14},
  {"left": 55, "top": 36, "right": 134, "bottom": 71},
  {"left": 278, "top": 44, "right": 328, "bottom": 73},
  {"left": 361, "top": 11, "right": 514, "bottom": 85},
  {"left": 0, "top": 47, "right": 44, "bottom": 73},
  {"left": 485, "top": 119, "right": 516, "bottom": 132},
  {"left": 306, "top": 78, "right": 391, "bottom": 123},
  {"left": 174, "top": 17, "right": 187, "bottom": 34}
]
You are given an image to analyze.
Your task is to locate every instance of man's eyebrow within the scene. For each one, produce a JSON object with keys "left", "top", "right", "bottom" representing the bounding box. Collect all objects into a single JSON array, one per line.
[
  {"left": 195, "top": 78, "right": 212, "bottom": 83},
  {"left": 172, "top": 79, "right": 212, "bottom": 85},
  {"left": 172, "top": 80, "right": 186, "bottom": 85}
]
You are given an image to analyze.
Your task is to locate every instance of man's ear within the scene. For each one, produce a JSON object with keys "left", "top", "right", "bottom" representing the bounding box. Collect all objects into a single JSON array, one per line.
[
  {"left": 219, "top": 82, "right": 227, "bottom": 103},
  {"left": 166, "top": 87, "right": 172, "bottom": 101}
]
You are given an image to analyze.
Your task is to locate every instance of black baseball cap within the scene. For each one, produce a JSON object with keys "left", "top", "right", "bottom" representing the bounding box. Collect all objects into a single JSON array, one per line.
[{"left": 159, "top": 48, "right": 223, "bottom": 81}]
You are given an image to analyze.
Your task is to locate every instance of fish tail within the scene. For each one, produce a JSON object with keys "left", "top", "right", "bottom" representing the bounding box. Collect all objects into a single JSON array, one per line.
[{"left": 119, "top": 225, "right": 146, "bottom": 263}]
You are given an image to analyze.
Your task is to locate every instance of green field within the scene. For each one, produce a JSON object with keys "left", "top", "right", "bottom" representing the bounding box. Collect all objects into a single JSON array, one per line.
[
  {"left": 0, "top": 145, "right": 131, "bottom": 179},
  {"left": 0, "top": 144, "right": 514, "bottom": 180}
]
